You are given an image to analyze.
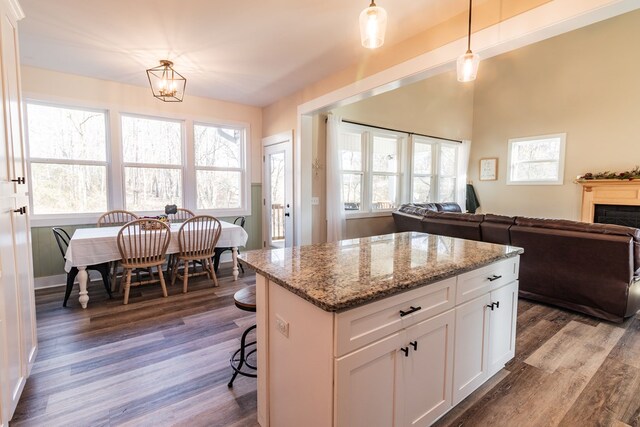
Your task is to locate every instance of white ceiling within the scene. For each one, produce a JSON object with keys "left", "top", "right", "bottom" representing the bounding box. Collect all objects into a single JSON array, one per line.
[{"left": 18, "top": 0, "right": 478, "bottom": 107}]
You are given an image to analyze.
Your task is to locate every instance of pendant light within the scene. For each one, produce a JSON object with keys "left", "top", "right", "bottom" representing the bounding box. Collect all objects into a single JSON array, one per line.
[
  {"left": 146, "top": 60, "right": 187, "bottom": 102},
  {"left": 359, "top": 0, "right": 387, "bottom": 49},
  {"left": 457, "top": 0, "right": 480, "bottom": 82}
]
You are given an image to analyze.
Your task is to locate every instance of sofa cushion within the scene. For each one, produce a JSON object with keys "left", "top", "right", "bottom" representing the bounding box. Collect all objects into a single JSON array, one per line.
[
  {"left": 424, "top": 211, "right": 484, "bottom": 222},
  {"left": 397, "top": 203, "right": 438, "bottom": 217},
  {"left": 421, "top": 211, "right": 484, "bottom": 241},
  {"left": 481, "top": 214, "right": 515, "bottom": 245},
  {"left": 515, "top": 217, "right": 640, "bottom": 273},
  {"left": 435, "top": 202, "right": 462, "bottom": 213}
]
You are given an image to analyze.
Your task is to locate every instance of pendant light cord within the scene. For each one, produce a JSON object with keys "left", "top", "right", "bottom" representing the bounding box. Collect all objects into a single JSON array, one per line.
[{"left": 467, "top": 0, "right": 473, "bottom": 52}]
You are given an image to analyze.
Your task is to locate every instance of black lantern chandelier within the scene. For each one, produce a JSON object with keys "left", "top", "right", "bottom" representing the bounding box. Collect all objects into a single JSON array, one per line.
[{"left": 146, "top": 60, "right": 187, "bottom": 102}]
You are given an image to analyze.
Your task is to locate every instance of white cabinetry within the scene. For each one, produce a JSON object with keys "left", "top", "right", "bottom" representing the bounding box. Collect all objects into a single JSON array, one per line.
[
  {"left": 0, "top": 1, "right": 37, "bottom": 426},
  {"left": 257, "top": 256, "right": 519, "bottom": 427},
  {"left": 453, "top": 279, "right": 519, "bottom": 405}
]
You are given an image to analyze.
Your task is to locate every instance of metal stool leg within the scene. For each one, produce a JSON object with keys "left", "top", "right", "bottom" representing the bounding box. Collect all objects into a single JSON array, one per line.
[{"left": 228, "top": 324, "right": 257, "bottom": 388}]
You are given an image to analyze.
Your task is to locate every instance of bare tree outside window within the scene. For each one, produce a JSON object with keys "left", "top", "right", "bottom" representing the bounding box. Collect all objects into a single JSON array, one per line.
[
  {"left": 121, "top": 115, "right": 183, "bottom": 210},
  {"left": 26, "top": 103, "right": 108, "bottom": 214},
  {"left": 194, "top": 124, "right": 245, "bottom": 210}
]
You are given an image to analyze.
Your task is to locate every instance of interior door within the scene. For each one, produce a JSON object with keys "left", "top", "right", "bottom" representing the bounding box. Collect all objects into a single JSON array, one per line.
[{"left": 263, "top": 136, "right": 293, "bottom": 248}]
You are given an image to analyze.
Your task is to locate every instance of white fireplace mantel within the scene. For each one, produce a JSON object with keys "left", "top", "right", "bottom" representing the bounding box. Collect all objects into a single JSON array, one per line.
[{"left": 576, "top": 179, "right": 640, "bottom": 223}]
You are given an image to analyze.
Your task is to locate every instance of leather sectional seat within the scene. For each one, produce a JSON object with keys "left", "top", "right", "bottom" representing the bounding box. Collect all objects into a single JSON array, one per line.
[{"left": 392, "top": 204, "right": 640, "bottom": 322}]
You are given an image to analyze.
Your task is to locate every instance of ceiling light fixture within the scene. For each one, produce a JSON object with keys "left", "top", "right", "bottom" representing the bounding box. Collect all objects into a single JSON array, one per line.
[
  {"left": 359, "top": 0, "right": 387, "bottom": 49},
  {"left": 457, "top": 0, "right": 480, "bottom": 82},
  {"left": 146, "top": 60, "right": 187, "bottom": 102}
]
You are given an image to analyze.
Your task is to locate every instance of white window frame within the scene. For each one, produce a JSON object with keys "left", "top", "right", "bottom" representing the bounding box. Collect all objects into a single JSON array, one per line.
[
  {"left": 120, "top": 112, "right": 186, "bottom": 216},
  {"left": 25, "top": 100, "right": 111, "bottom": 224},
  {"left": 193, "top": 121, "right": 250, "bottom": 217},
  {"left": 339, "top": 123, "right": 406, "bottom": 218},
  {"left": 26, "top": 97, "right": 252, "bottom": 226},
  {"left": 506, "top": 133, "right": 566, "bottom": 185},
  {"left": 410, "top": 135, "right": 459, "bottom": 203}
]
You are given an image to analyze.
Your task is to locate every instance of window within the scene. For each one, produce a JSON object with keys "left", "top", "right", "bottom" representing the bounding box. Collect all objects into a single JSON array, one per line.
[
  {"left": 411, "top": 136, "right": 459, "bottom": 203},
  {"left": 339, "top": 125, "right": 403, "bottom": 213},
  {"left": 194, "top": 123, "right": 247, "bottom": 211},
  {"left": 507, "top": 134, "right": 566, "bottom": 185},
  {"left": 121, "top": 114, "right": 183, "bottom": 211},
  {"left": 26, "top": 102, "right": 108, "bottom": 215}
]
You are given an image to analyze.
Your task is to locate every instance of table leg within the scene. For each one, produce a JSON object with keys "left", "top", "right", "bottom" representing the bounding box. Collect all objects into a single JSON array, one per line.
[
  {"left": 232, "top": 247, "right": 239, "bottom": 281},
  {"left": 78, "top": 266, "right": 89, "bottom": 309}
]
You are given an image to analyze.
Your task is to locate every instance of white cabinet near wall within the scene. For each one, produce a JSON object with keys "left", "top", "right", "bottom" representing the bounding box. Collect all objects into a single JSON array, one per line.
[{"left": 0, "top": 0, "right": 37, "bottom": 425}]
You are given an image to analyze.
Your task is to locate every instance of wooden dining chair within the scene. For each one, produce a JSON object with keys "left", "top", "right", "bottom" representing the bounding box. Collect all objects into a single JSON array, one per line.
[
  {"left": 116, "top": 219, "right": 171, "bottom": 305},
  {"left": 170, "top": 215, "right": 222, "bottom": 293},
  {"left": 170, "top": 208, "right": 195, "bottom": 223},
  {"left": 98, "top": 210, "right": 146, "bottom": 290},
  {"left": 97, "top": 210, "right": 138, "bottom": 227}
]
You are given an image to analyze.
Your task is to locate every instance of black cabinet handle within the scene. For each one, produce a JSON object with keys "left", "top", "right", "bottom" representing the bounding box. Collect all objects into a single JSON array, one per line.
[
  {"left": 486, "top": 303, "right": 495, "bottom": 311},
  {"left": 11, "top": 177, "right": 25, "bottom": 184},
  {"left": 399, "top": 306, "right": 422, "bottom": 317},
  {"left": 400, "top": 347, "right": 409, "bottom": 357},
  {"left": 13, "top": 206, "right": 26, "bottom": 215},
  {"left": 284, "top": 212, "right": 290, "bottom": 217},
  {"left": 410, "top": 341, "right": 418, "bottom": 351},
  {"left": 495, "top": 301, "right": 500, "bottom": 309},
  {"left": 487, "top": 274, "right": 502, "bottom": 282}
]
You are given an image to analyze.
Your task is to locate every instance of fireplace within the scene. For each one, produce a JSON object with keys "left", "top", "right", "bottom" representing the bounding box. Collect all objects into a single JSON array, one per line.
[
  {"left": 576, "top": 179, "right": 640, "bottom": 223},
  {"left": 594, "top": 204, "right": 640, "bottom": 227}
]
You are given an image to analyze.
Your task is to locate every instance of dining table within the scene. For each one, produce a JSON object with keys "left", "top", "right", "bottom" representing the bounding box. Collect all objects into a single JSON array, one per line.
[{"left": 64, "top": 220, "right": 249, "bottom": 309}]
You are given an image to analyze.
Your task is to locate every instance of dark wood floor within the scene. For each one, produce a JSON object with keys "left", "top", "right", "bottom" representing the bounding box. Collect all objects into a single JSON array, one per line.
[{"left": 12, "top": 269, "right": 640, "bottom": 427}]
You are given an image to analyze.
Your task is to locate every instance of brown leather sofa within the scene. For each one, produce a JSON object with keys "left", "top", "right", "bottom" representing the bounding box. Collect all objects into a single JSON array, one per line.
[{"left": 393, "top": 205, "right": 640, "bottom": 322}]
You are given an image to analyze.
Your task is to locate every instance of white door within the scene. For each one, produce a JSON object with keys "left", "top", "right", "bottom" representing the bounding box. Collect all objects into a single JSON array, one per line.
[
  {"left": 452, "top": 293, "right": 490, "bottom": 405},
  {"left": 334, "top": 332, "right": 401, "bottom": 427},
  {"left": 399, "top": 309, "right": 454, "bottom": 427},
  {"left": 262, "top": 132, "right": 293, "bottom": 248},
  {"left": 488, "top": 281, "right": 518, "bottom": 376}
]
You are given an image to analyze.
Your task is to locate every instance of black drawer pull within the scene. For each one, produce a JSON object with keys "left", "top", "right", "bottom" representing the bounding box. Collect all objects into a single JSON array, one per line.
[
  {"left": 487, "top": 302, "right": 495, "bottom": 311},
  {"left": 11, "top": 177, "right": 25, "bottom": 184},
  {"left": 495, "top": 301, "right": 500, "bottom": 309},
  {"left": 400, "top": 347, "right": 409, "bottom": 357},
  {"left": 399, "top": 306, "right": 422, "bottom": 317},
  {"left": 487, "top": 274, "right": 502, "bottom": 282},
  {"left": 410, "top": 341, "right": 418, "bottom": 351}
]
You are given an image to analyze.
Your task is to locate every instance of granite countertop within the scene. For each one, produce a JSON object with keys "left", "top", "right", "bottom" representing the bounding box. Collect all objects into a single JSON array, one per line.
[{"left": 239, "top": 232, "right": 524, "bottom": 312}]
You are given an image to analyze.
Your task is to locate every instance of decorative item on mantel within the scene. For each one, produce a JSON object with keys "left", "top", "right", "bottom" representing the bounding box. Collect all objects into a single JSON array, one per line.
[
  {"left": 576, "top": 166, "right": 640, "bottom": 181},
  {"left": 146, "top": 60, "right": 187, "bottom": 102}
]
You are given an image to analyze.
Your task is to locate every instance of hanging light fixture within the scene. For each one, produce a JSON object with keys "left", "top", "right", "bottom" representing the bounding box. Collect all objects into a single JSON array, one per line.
[
  {"left": 457, "top": 0, "right": 480, "bottom": 82},
  {"left": 359, "top": 0, "right": 387, "bottom": 49},
  {"left": 146, "top": 60, "right": 187, "bottom": 102}
]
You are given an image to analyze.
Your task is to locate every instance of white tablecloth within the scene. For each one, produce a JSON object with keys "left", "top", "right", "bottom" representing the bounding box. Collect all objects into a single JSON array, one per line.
[{"left": 64, "top": 221, "right": 248, "bottom": 271}]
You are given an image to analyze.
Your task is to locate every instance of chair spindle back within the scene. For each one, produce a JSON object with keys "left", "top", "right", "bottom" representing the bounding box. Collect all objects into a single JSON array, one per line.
[
  {"left": 117, "top": 219, "right": 171, "bottom": 268},
  {"left": 177, "top": 215, "right": 222, "bottom": 260},
  {"left": 97, "top": 210, "right": 138, "bottom": 227}
]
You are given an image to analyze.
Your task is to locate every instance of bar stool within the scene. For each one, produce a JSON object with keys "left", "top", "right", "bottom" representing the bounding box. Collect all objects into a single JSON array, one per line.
[{"left": 228, "top": 285, "right": 257, "bottom": 388}]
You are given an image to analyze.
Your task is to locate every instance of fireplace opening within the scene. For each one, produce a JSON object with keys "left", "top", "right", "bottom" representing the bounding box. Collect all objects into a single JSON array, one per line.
[{"left": 594, "top": 204, "right": 640, "bottom": 227}]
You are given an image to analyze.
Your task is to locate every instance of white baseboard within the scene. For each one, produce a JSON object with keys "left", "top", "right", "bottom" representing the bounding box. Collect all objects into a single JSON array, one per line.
[{"left": 35, "top": 274, "right": 67, "bottom": 289}]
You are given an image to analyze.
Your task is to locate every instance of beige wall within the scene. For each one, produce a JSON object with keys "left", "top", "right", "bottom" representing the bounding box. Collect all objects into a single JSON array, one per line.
[
  {"left": 262, "top": 0, "right": 548, "bottom": 137},
  {"left": 469, "top": 9, "right": 640, "bottom": 219},
  {"left": 332, "top": 69, "right": 474, "bottom": 141},
  {"left": 22, "top": 66, "right": 263, "bottom": 183}
]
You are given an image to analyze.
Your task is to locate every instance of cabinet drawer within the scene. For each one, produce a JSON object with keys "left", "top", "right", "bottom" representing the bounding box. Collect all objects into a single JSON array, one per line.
[
  {"left": 335, "top": 277, "right": 456, "bottom": 357},
  {"left": 456, "top": 257, "right": 519, "bottom": 304}
]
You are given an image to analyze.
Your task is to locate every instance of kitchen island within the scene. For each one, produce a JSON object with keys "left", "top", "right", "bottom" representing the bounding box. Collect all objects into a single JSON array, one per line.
[{"left": 240, "top": 231, "right": 523, "bottom": 427}]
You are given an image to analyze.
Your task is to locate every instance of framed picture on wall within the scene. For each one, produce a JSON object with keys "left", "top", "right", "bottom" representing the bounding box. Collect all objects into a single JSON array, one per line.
[{"left": 479, "top": 158, "right": 498, "bottom": 181}]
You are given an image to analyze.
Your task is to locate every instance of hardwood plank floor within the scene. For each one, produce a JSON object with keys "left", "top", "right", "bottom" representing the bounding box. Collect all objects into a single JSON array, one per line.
[{"left": 12, "top": 270, "right": 640, "bottom": 427}]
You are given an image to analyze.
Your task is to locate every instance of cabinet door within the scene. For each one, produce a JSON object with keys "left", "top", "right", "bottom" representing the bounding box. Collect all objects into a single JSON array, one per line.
[
  {"left": 488, "top": 281, "right": 518, "bottom": 376},
  {"left": 335, "top": 332, "right": 402, "bottom": 427},
  {"left": 399, "top": 309, "right": 454, "bottom": 427},
  {"left": 452, "top": 293, "right": 490, "bottom": 405}
]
